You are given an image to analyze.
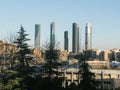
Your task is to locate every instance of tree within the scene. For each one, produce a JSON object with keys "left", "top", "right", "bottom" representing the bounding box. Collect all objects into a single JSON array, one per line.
[
  {"left": 37, "top": 41, "right": 64, "bottom": 90},
  {"left": 78, "top": 54, "right": 97, "bottom": 90},
  {"left": 0, "top": 70, "right": 24, "bottom": 90},
  {"left": 42, "top": 41, "right": 61, "bottom": 78},
  {"left": 12, "top": 25, "right": 33, "bottom": 89},
  {"left": 14, "top": 25, "right": 32, "bottom": 70},
  {"left": 0, "top": 25, "right": 34, "bottom": 90}
]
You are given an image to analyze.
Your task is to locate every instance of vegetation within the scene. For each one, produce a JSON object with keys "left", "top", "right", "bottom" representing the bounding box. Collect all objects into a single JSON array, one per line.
[
  {"left": 37, "top": 41, "right": 64, "bottom": 90},
  {"left": 0, "top": 26, "right": 64, "bottom": 90},
  {"left": 79, "top": 62, "right": 97, "bottom": 90},
  {"left": 0, "top": 25, "right": 116, "bottom": 90},
  {"left": 0, "top": 70, "right": 24, "bottom": 90},
  {"left": 14, "top": 25, "right": 32, "bottom": 69},
  {"left": 0, "top": 25, "right": 33, "bottom": 90},
  {"left": 42, "top": 42, "right": 60, "bottom": 77}
]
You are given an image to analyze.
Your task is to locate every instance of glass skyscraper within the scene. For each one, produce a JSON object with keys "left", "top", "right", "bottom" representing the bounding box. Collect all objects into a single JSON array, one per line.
[
  {"left": 64, "top": 31, "right": 69, "bottom": 52},
  {"left": 50, "top": 22, "right": 55, "bottom": 47},
  {"left": 34, "top": 24, "right": 40, "bottom": 49},
  {"left": 85, "top": 22, "right": 92, "bottom": 50},
  {"left": 72, "top": 23, "right": 79, "bottom": 53}
]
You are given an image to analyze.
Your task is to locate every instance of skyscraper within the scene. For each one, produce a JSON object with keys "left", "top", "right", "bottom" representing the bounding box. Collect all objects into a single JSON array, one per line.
[
  {"left": 72, "top": 23, "right": 79, "bottom": 53},
  {"left": 50, "top": 22, "right": 55, "bottom": 46},
  {"left": 64, "top": 31, "right": 69, "bottom": 52},
  {"left": 85, "top": 22, "right": 92, "bottom": 50},
  {"left": 34, "top": 24, "right": 40, "bottom": 49}
]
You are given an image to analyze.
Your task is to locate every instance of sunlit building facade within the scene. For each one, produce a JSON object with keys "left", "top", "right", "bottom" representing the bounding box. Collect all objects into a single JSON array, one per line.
[{"left": 85, "top": 22, "right": 92, "bottom": 50}]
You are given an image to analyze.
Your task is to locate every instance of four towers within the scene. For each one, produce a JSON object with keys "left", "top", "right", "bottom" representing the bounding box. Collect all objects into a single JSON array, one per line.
[{"left": 34, "top": 22, "right": 92, "bottom": 53}]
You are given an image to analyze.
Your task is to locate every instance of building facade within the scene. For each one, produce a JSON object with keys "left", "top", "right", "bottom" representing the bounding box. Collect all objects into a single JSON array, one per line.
[
  {"left": 34, "top": 24, "right": 40, "bottom": 49},
  {"left": 0, "top": 40, "right": 18, "bottom": 54},
  {"left": 72, "top": 23, "right": 79, "bottom": 53},
  {"left": 59, "top": 50, "right": 68, "bottom": 62},
  {"left": 64, "top": 31, "right": 69, "bottom": 52},
  {"left": 50, "top": 22, "right": 55, "bottom": 47},
  {"left": 85, "top": 22, "right": 92, "bottom": 50}
]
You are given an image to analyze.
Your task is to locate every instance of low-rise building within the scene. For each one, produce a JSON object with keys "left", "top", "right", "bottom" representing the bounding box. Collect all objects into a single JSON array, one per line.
[
  {"left": 59, "top": 50, "right": 68, "bottom": 62},
  {"left": 33, "top": 48, "right": 43, "bottom": 63},
  {"left": 99, "top": 50, "right": 110, "bottom": 61},
  {"left": 0, "top": 40, "right": 18, "bottom": 54}
]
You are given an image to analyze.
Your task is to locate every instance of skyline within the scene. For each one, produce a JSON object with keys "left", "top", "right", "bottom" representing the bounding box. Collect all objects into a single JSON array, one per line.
[{"left": 0, "top": 0, "right": 120, "bottom": 51}]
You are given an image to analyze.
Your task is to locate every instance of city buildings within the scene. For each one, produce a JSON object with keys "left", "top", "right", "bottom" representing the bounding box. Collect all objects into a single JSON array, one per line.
[
  {"left": 83, "top": 48, "right": 120, "bottom": 68},
  {"left": 64, "top": 31, "right": 69, "bottom": 52},
  {"left": 33, "top": 48, "right": 43, "bottom": 63},
  {"left": 50, "top": 22, "right": 55, "bottom": 47},
  {"left": 72, "top": 23, "right": 79, "bottom": 53},
  {"left": 85, "top": 22, "right": 92, "bottom": 50},
  {"left": 99, "top": 50, "right": 110, "bottom": 61},
  {"left": 59, "top": 50, "right": 68, "bottom": 62},
  {"left": 34, "top": 24, "right": 40, "bottom": 50},
  {"left": 0, "top": 40, "right": 18, "bottom": 54}
]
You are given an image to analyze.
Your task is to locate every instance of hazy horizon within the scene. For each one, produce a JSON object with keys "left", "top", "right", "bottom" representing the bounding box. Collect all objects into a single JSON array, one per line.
[{"left": 0, "top": 0, "right": 120, "bottom": 51}]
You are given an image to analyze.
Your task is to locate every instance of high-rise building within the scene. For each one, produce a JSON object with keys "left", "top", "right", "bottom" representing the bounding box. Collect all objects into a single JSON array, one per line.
[
  {"left": 85, "top": 22, "right": 92, "bottom": 50},
  {"left": 72, "top": 23, "right": 79, "bottom": 53},
  {"left": 64, "top": 31, "right": 69, "bottom": 52},
  {"left": 34, "top": 24, "right": 40, "bottom": 49},
  {"left": 50, "top": 22, "right": 55, "bottom": 46}
]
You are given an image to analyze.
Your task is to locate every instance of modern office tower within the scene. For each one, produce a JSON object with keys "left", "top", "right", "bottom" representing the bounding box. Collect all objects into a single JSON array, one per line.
[
  {"left": 64, "top": 31, "right": 69, "bottom": 52},
  {"left": 85, "top": 22, "right": 92, "bottom": 50},
  {"left": 34, "top": 24, "right": 40, "bottom": 49},
  {"left": 50, "top": 22, "right": 55, "bottom": 46},
  {"left": 72, "top": 23, "right": 79, "bottom": 53}
]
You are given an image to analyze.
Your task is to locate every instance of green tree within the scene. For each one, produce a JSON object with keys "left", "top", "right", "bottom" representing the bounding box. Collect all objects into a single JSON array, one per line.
[
  {"left": 14, "top": 25, "right": 32, "bottom": 72},
  {"left": 79, "top": 54, "right": 97, "bottom": 90},
  {"left": 42, "top": 41, "right": 60, "bottom": 78},
  {"left": 38, "top": 42, "right": 64, "bottom": 90},
  {"left": 0, "top": 70, "right": 24, "bottom": 90},
  {"left": 13, "top": 25, "right": 34, "bottom": 89},
  {"left": 0, "top": 25, "right": 34, "bottom": 90}
]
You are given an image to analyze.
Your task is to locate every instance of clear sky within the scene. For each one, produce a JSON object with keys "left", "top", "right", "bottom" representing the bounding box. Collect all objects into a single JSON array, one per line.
[{"left": 0, "top": 0, "right": 120, "bottom": 51}]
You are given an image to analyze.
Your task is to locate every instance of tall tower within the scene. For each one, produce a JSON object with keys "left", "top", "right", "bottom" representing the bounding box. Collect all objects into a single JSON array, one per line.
[
  {"left": 64, "top": 31, "right": 69, "bottom": 52},
  {"left": 85, "top": 22, "right": 92, "bottom": 50},
  {"left": 72, "top": 23, "right": 79, "bottom": 53},
  {"left": 34, "top": 24, "right": 40, "bottom": 49},
  {"left": 50, "top": 22, "right": 55, "bottom": 47}
]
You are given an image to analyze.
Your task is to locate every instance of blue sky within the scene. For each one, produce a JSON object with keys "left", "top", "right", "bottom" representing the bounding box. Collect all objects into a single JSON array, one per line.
[{"left": 0, "top": 0, "right": 120, "bottom": 51}]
